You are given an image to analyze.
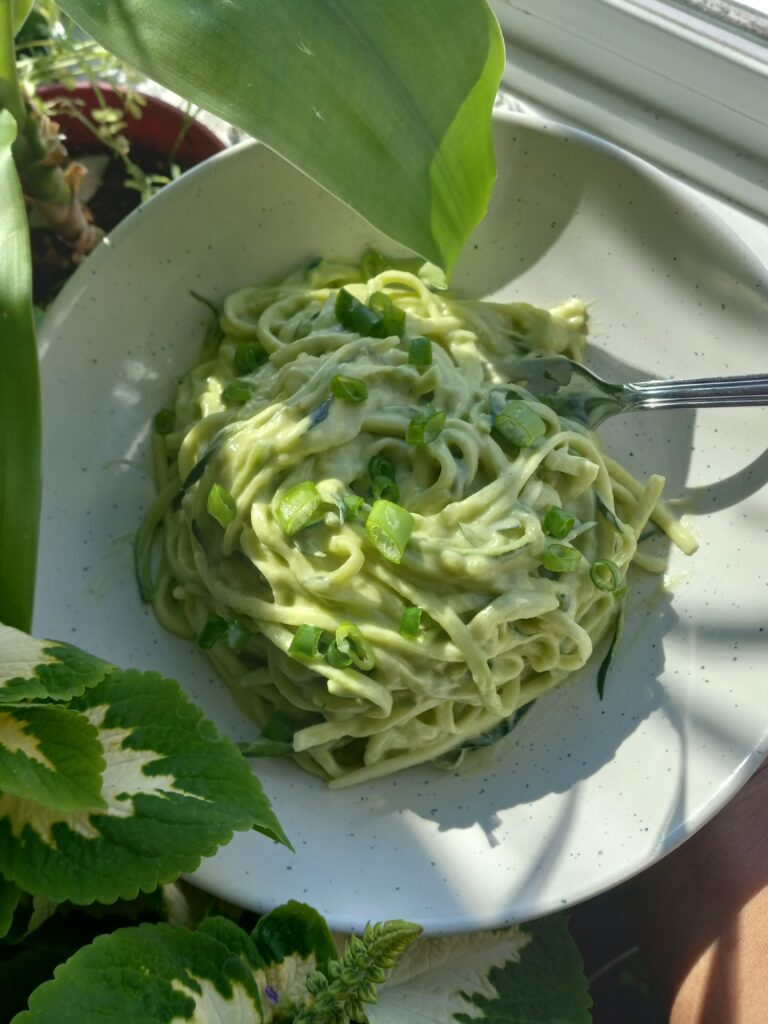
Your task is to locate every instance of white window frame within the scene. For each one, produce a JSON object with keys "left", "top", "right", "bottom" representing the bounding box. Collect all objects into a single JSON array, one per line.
[{"left": 491, "top": 0, "right": 768, "bottom": 220}]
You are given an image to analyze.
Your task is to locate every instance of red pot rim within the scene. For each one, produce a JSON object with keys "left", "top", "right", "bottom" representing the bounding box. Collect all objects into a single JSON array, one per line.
[{"left": 36, "top": 82, "right": 227, "bottom": 167}]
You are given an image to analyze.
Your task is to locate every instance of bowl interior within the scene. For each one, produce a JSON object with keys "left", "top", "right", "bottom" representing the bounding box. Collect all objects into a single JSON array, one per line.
[{"left": 37, "top": 113, "right": 768, "bottom": 932}]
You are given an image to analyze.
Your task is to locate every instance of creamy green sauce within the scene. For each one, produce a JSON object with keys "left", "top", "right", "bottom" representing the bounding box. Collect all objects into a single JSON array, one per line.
[{"left": 139, "top": 255, "right": 670, "bottom": 787}]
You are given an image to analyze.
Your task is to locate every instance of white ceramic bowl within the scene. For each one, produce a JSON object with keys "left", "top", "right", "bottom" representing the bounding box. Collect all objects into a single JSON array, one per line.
[{"left": 37, "top": 112, "right": 768, "bottom": 933}]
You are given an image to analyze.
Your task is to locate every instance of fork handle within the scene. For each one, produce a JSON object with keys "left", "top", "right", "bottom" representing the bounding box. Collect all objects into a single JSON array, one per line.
[{"left": 626, "top": 373, "right": 768, "bottom": 410}]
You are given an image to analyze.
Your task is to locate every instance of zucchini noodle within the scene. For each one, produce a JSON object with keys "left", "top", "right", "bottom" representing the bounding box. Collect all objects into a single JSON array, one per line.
[{"left": 137, "top": 254, "right": 695, "bottom": 788}]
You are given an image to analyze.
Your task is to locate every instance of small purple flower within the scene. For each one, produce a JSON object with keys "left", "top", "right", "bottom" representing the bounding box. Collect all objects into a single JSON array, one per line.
[{"left": 265, "top": 985, "right": 279, "bottom": 1005}]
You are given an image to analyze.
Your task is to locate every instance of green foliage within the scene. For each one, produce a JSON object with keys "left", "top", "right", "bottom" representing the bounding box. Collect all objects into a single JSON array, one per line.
[
  {"left": 0, "top": 625, "right": 113, "bottom": 703},
  {"left": 0, "top": 668, "right": 289, "bottom": 904},
  {"left": 57, "top": 0, "right": 504, "bottom": 273},
  {"left": 455, "top": 915, "right": 593, "bottom": 1024},
  {"left": 13, "top": 918, "right": 266, "bottom": 1023},
  {"left": 0, "top": 110, "right": 40, "bottom": 632}
]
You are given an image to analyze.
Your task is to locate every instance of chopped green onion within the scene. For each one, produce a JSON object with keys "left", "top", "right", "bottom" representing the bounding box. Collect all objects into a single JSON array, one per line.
[
  {"left": 365, "top": 499, "right": 414, "bottom": 564},
  {"left": 406, "top": 409, "right": 446, "bottom": 446},
  {"left": 289, "top": 623, "right": 327, "bottom": 659},
  {"left": 154, "top": 408, "right": 174, "bottom": 435},
  {"left": 597, "top": 602, "right": 626, "bottom": 699},
  {"left": 369, "top": 454, "right": 396, "bottom": 481},
  {"left": 324, "top": 639, "right": 353, "bottom": 669},
  {"left": 335, "top": 622, "right": 375, "bottom": 670},
  {"left": 541, "top": 542, "right": 582, "bottom": 574},
  {"left": 335, "top": 287, "right": 382, "bottom": 335},
  {"left": 400, "top": 605, "right": 423, "bottom": 638},
  {"left": 371, "top": 475, "right": 399, "bottom": 502},
  {"left": 369, "top": 454, "right": 399, "bottom": 501},
  {"left": 261, "top": 710, "right": 298, "bottom": 743},
  {"left": 408, "top": 336, "right": 433, "bottom": 366},
  {"left": 595, "top": 493, "right": 626, "bottom": 533},
  {"left": 222, "top": 379, "right": 253, "bottom": 404},
  {"left": 207, "top": 483, "right": 237, "bottom": 527},
  {"left": 590, "top": 558, "right": 621, "bottom": 592},
  {"left": 343, "top": 494, "right": 365, "bottom": 520},
  {"left": 330, "top": 374, "right": 368, "bottom": 403},
  {"left": 543, "top": 505, "right": 575, "bottom": 539},
  {"left": 197, "top": 615, "right": 228, "bottom": 649},
  {"left": 361, "top": 248, "right": 387, "bottom": 279},
  {"left": 227, "top": 619, "right": 252, "bottom": 653},
  {"left": 495, "top": 400, "right": 547, "bottom": 448},
  {"left": 275, "top": 481, "right": 323, "bottom": 536},
  {"left": 234, "top": 342, "right": 267, "bottom": 375},
  {"left": 368, "top": 291, "right": 406, "bottom": 338}
]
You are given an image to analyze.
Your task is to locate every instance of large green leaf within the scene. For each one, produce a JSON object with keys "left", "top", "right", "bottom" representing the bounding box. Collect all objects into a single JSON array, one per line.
[
  {"left": 0, "top": 703, "right": 105, "bottom": 811},
  {"left": 0, "top": 108, "right": 40, "bottom": 632},
  {"left": 57, "top": 0, "right": 504, "bottom": 273},
  {"left": 0, "top": 669, "right": 290, "bottom": 903},
  {"left": 0, "top": 874, "right": 22, "bottom": 939},
  {"left": 368, "top": 914, "right": 592, "bottom": 1023},
  {"left": 0, "top": 625, "right": 113, "bottom": 704},
  {"left": 251, "top": 901, "right": 338, "bottom": 1019},
  {"left": 13, "top": 918, "right": 266, "bottom": 1023}
]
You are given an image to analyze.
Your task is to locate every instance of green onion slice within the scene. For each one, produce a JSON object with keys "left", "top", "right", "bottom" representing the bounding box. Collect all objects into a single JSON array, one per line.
[
  {"left": 197, "top": 615, "right": 228, "bottom": 650},
  {"left": 274, "top": 481, "right": 323, "bottom": 536},
  {"left": 408, "top": 336, "right": 433, "bottom": 366},
  {"left": 289, "top": 624, "right": 328, "bottom": 659},
  {"left": 227, "top": 619, "right": 252, "bottom": 653},
  {"left": 234, "top": 342, "right": 267, "bottom": 375},
  {"left": 406, "top": 409, "right": 446, "bottom": 446},
  {"left": 590, "top": 558, "right": 621, "bottom": 592},
  {"left": 495, "top": 400, "right": 547, "bottom": 448},
  {"left": 324, "top": 639, "right": 353, "bottom": 669},
  {"left": 400, "top": 605, "right": 423, "bottom": 638},
  {"left": 154, "top": 408, "right": 174, "bottom": 435},
  {"left": 543, "top": 505, "right": 575, "bottom": 539},
  {"left": 330, "top": 374, "right": 368, "bottom": 403},
  {"left": 207, "top": 483, "right": 237, "bottom": 527},
  {"left": 335, "top": 287, "right": 382, "bottom": 335},
  {"left": 365, "top": 499, "right": 414, "bottom": 564},
  {"left": 371, "top": 475, "right": 399, "bottom": 502},
  {"left": 261, "top": 710, "right": 297, "bottom": 743},
  {"left": 541, "top": 542, "right": 582, "bottom": 573},
  {"left": 343, "top": 494, "right": 365, "bottom": 521},
  {"left": 369, "top": 454, "right": 399, "bottom": 501},
  {"left": 369, "top": 454, "right": 396, "bottom": 481},
  {"left": 222, "top": 379, "right": 253, "bottom": 404},
  {"left": 335, "top": 621, "right": 375, "bottom": 670},
  {"left": 368, "top": 291, "right": 406, "bottom": 338}
]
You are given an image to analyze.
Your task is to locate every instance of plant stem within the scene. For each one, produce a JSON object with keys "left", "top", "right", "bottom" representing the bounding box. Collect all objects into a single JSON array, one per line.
[
  {"left": 0, "top": 108, "right": 41, "bottom": 632},
  {"left": 0, "top": 0, "right": 27, "bottom": 126},
  {"left": 2, "top": 0, "right": 102, "bottom": 254}
]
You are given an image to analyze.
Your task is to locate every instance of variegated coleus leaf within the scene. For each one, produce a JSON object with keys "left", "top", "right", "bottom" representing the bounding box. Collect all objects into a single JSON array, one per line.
[
  {"left": 13, "top": 916, "right": 265, "bottom": 1024},
  {"left": 0, "top": 703, "right": 105, "bottom": 810},
  {"left": 368, "top": 913, "right": 591, "bottom": 1023},
  {"left": 0, "top": 625, "right": 113, "bottom": 704},
  {"left": 0, "top": 874, "right": 22, "bottom": 940},
  {"left": 0, "top": 888, "right": 59, "bottom": 946},
  {"left": 251, "top": 901, "right": 338, "bottom": 1021},
  {"left": 0, "top": 670, "right": 290, "bottom": 904}
]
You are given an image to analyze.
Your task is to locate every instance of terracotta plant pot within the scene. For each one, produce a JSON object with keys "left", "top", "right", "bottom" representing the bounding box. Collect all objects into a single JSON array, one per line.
[
  {"left": 31, "top": 83, "right": 227, "bottom": 305},
  {"left": 36, "top": 82, "right": 226, "bottom": 168}
]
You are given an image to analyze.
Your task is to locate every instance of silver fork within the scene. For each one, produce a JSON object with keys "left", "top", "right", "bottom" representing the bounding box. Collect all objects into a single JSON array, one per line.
[{"left": 508, "top": 356, "right": 768, "bottom": 429}]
